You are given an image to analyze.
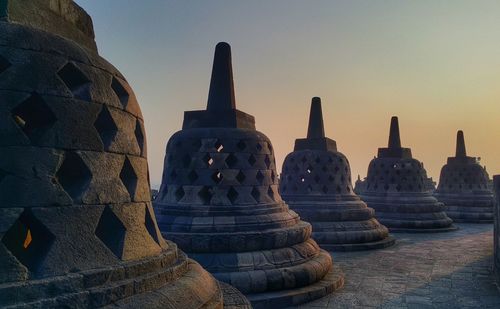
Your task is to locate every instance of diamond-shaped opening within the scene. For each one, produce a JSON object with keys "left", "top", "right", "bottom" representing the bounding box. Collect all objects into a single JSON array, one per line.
[
  {"left": 236, "top": 170, "right": 246, "bottom": 184},
  {"left": 251, "top": 187, "right": 261, "bottom": 202},
  {"left": 314, "top": 175, "right": 321, "bottom": 183},
  {"left": 188, "top": 170, "right": 198, "bottom": 183},
  {"left": 315, "top": 157, "right": 321, "bottom": 164},
  {"left": 293, "top": 165, "right": 300, "bottom": 173},
  {"left": 182, "top": 154, "right": 191, "bottom": 168},
  {"left": 227, "top": 187, "right": 238, "bottom": 204},
  {"left": 175, "top": 187, "right": 185, "bottom": 201},
  {"left": 334, "top": 166, "right": 340, "bottom": 172},
  {"left": 204, "top": 154, "right": 214, "bottom": 167},
  {"left": 264, "top": 155, "right": 271, "bottom": 169},
  {"left": 120, "top": 157, "right": 138, "bottom": 200},
  {"left": 307, "top": 185, "right": 313, "bottom": 193},
  {"left": 215, "top": 140, "right": 224, "bottom": 153},
  {"left": 226, "top": 153, "right": 238, "bottom": 168},
  {"left": 212, "top": 171, "right": 223, "bottom": 184},
  {"left": 95, "top": 206, "right": 126, "bottom": 259},
  {"left": 267, "top": 186, "right": 274, "bottom": 200},
  {"left": 237, "top": 140, "right": 246, "bottom": 151},
  {"left": 267, "top": 143, "right": 273, "bottom": 152},
  {"left": 111, "top": 77, "right": 130, "bottom": 108},
  {"left": 1, "top": 209, "right": 55, "bottom": 274},
  {"left": 256, "top": 143, "right": 262, "bottom": 151},
  {"left": 336, "top": 185, "right": 341, "bottom": 194},
  {"left": 256, "top": 171, "right": 265, "bottom": 184},
  {"left": 198, "top": 186, "right": 212, "bottom": 204},
  {"left": 56, "top": 151, "right": 92, "bottom": 201},
  {"left": 11, "top": 93, "right": 57, "bottom": 143},
  {"left": 192, "top": 139, "right": 202, "bottom": 150},
  {"left": 94, "top": 105, "right": 118, "bottom": 149},
  {"left": 248, "top": 154, "right": 257, "bottom": 166},
  {"left": 145, "top": 205, "right": 160, "bottom": 245},
  {"left": 0, "top": 55, "right": 11, "bottom": 74},
  {"left": 170, "top": 170, "right": 178, "bottom": 180},
  {"left": 301, "top": 156, "right": 307, "bottom": 163},
  {"left": 57, "top": 62, "right": 92, "bottom": 101},
  {"left": 135, "top": 119, "right": 145, "bottom": 155},
  {"left": 322, "top": 186, "right": 329, "bottom": 194}
]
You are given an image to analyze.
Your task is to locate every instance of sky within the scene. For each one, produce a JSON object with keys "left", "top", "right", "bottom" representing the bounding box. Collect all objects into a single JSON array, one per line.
[{"left": 75, "top": 0, "right": 500, "bottom": 189}]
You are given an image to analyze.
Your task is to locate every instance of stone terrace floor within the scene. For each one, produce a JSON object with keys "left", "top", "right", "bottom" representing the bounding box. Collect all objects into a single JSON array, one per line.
[{"left": 299, "top": 223, "right": 500, "bottom": 309}]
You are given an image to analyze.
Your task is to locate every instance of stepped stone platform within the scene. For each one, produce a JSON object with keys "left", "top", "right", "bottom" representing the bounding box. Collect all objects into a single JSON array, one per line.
[
  {"left": 301, "top": 223, "right": 499, "bottom": 309},
  {"left": 280, "top": 98, "right": 395, "bottom": 251},
  {"left": 434, "top": 131, "right": 494, "bottom": 223},
  {"left": 154, "top": 42, "right": 344, "bottom": 308},
  {"left": 358, "top": 117, "right": 456, "bottom": 233},
  {"left": 0, "top": 1, "right": 248, "bottom": 308}
]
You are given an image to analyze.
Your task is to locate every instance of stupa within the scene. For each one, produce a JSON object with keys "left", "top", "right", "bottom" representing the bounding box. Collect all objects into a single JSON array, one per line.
[
  {"left": 359, "top": 117, "right": 456, "bottom": 232},
  {"left": 493, "top": 175, "right": 500, "bottom": 284},
  {"left": 154, "top": 43, "right": 344, "bottom": 308},
  {"left": 434, "top": 131, "right": 494, "bottom": 223},
  {"left": 0, "top": 1, "right": 249, "bottom": 308},
  {"left": 279, "top": 98, "right": 395, "bottom": 251}
]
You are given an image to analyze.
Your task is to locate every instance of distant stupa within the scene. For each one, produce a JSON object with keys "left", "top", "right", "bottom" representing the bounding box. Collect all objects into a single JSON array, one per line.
[
  {"left": 359, "top": 117, "right": 456, "bottom": 232},
  {"left": 280, "top": 98, "right": 395, "bottom": 251},
  {"left": 154, "top": 43, "right": 344, "bottom": 308},
  {"left": 0, "top": 1, "right": 249, "bottom": 307},
  {"left": 434, "top": 131, "right": 493, "bottom": 223}
]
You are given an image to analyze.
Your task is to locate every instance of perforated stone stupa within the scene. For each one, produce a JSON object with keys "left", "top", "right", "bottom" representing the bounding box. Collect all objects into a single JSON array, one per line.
[
  {"left": 434, "top": 131, "right": 493, "bottom": 223},
  {"left": 154, "top": 42, "right": 344, "bottom": 308},
  {"left": 0, "top": 1, "right": 249, "bottom": 308},
  {"left": 279, "top": 98, "right": 395, "bottom": 251},
  {"left": 359, "top": 117, "right": 456, "bottom": 232}
]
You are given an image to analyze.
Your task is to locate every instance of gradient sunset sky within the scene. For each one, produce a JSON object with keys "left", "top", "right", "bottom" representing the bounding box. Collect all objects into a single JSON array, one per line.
[{"left": 75, "top": 0, "right": 500, "bottom": 188}]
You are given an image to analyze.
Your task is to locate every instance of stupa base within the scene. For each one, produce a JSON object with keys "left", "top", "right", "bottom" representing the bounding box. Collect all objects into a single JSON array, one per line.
[
  {"left": 387, "top": 225, "right": 459, "bottom": 233},
  {"left": 220, "top": 283, "right": 253, "bottom": 309},
  {"left": 245, "top": 264, "right": 344, "bottom": 309},
  {"left": 446, "top": 214, "right": 493, "bottom": 224},
  {"left": 318, "top": 235, "right": 396, "bottom": 252}
]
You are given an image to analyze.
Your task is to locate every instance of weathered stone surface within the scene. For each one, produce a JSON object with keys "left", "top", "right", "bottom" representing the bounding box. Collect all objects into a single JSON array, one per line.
[
  {"left": 357, "top": 117, "right": 456, "bottom": 233},
  {"left": 434, "top": 131, "right": 494, "bottom": 223},
  {"left": 0, "top": 2, "right": 248, "bottom": 308},
  {"left": 280, "top": 98, "right": 395, "bottom": 251},
  {"left": 494, "top": 175, "right": 500, "bottom": 285},
  {"left": 155, "top": 42, "right": 343, "bottom": 307},
  {"left": 302, "top": 223, "right": 499, "bottom": 309}
]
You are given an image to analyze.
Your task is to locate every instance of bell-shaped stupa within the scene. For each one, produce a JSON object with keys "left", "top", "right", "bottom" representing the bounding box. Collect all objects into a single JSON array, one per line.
[
  {"left": 434, "top": 131, "right": 494, "bottom": 223},
  {"left": 359, "top": 117, "right": 456, "bottom": 232},
  {"left": 154, "top": 43, "right": 344, "bottom": 308},
  {"left": 0, "top": 1, "right": 250, "bottom": 308},
  {"left": 279, "top": 98, "right": 395, "bottom": 251}
]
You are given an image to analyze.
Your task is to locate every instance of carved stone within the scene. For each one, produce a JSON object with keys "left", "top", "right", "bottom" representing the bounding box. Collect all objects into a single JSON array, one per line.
[
  {"left": 0, "top": 1, "right": 249, "bottom": 308},
  {"left": 154, "top": 42, "right": 344, "bottom": 308},
  {"left": 280, "top": 98, "right": 395, "bottom": 251},
  {"left": 434, "top": 131, "right": 494, "bottom": 223},
  {"left": 358, "top": 117, "right": 456, "bottom": 232},
  {"left": 493, "top": 176, "right": 500, "bottom": 284}
]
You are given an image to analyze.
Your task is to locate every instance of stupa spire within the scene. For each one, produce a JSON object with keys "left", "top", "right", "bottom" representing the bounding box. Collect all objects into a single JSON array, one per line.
[
  {"left": 455, "top": 130, "right": 467, "bottom": 157},
  {"left": 307, "top": 97, "right": 326, "bottom": 139},
  {"left": 207, "top": 42, "right": 236, "bottom": 111},
  {"left": 388, "top": 116, "right": 401, "bottom": 149}
]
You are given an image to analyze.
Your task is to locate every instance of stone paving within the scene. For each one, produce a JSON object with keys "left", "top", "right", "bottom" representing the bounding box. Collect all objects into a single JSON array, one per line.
[{"left": 298, "top": 223, "right": 500, "bottom": 308}]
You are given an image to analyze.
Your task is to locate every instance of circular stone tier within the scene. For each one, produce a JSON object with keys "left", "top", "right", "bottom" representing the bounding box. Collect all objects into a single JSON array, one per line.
[
  {"left": 279, "top": 98, "right": 395, "bottom": 251},
  {"left": 154, "top": 42, "right": 343, "bottom": 307},
  {"left": 359, "top": 117, "right": 456, "bottom": 233},
  {"left": 434, "top": 131, "right": 494, "bottom": 223},
  {"left": 0, "top": 3, "right": 247, "bottom": 308}
]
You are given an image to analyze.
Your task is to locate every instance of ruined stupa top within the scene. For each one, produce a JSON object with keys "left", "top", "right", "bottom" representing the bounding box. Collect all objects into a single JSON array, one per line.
[
  {"left": 377, "top": 116, "right": 412, "bottom": 159},
  {"left": 294, "top": 97, "right": 337, "bottom": 152},
  {"left": 1, "top": 0, "right": 97, "bottom": 51},
  {"left": 182, "top": 42, "right": 256, "bottom": 130}
]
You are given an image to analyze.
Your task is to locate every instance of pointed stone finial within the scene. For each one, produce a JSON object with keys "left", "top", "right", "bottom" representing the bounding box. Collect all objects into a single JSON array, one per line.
[
  {"left": 307, "top": 97, "right": 325, "bottom": 139},
  {"left": 206, "top": 42, "right": 236, "bottom": 112},
  {"left": 357, "top": 175, "right": 361, "bottom": 181},
  {"left": 388, "top": 116, "right": 401, "bottom": 149},
  {"left": 455, "top": 130, "right": 467, "bottom": 157}
]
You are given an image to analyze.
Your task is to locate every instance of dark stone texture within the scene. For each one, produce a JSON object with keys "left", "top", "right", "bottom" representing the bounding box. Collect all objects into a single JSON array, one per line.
[
  {"left": 434, "top": 131, "right": 494, "bottom": 223},
  {"left": 494, "top": 175, "right": 500, "bottom": 285},
  {"left": 280, "top": 98, "right": 395, "bottom": 251},
  {"left": 0, "top": 2, "right": 248, "bottom": 308},
  {"left": 155, "top": 42, "right": 343, "bottom": 307},
  {"left": 358, "top": 117, "right": 456, "bottom": 233}
]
